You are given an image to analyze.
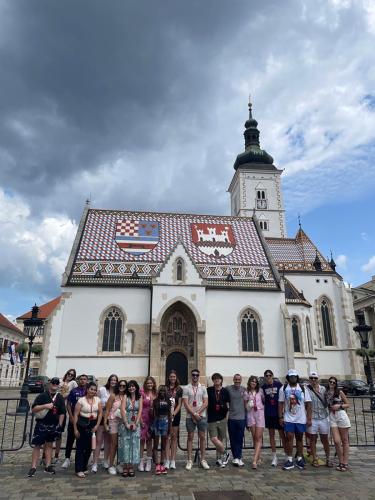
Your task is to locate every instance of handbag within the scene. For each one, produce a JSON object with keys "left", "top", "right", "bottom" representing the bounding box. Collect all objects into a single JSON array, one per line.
[{"left": 35, "top": 394, "right": 57, "bottom": 420}]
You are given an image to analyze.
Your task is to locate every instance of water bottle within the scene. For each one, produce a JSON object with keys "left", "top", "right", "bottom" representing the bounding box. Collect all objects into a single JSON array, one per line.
[{"left": 91, "top": 431, "right": 96, "bottom": 450}]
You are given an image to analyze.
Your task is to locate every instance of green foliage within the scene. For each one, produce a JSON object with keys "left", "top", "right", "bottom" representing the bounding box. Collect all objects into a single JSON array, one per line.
[
  {"left": 31, "top": 344, "right": 43, "bottom": 354},
  {"left": 356, "top": 348, "right": 375, "bottom": 358},
  {"left": 15, "top": 343, "right": 28, "bottom": 353}
]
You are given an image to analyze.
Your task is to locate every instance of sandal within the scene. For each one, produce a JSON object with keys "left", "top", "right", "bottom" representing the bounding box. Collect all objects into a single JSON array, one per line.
[
  {"left": 325, "top": 459, "right": 333, "bottom": 468},
  {"left": 128, "top": 466, "right": 135, "bottom": 477},
  {"left": 76, "top": 472, "right": 85, "bottom": 478},
  {"left": 122, "top": 466, "right": 129, "bottom": 477},
  {"left": 336, "top": 463, "right": 347, "bottom": 472},
  {"left": 252, "top": 463, "right": 257, "bottom": 470},
  {"left": 311, "top": 459, "right": 320, "bottom": 468}
]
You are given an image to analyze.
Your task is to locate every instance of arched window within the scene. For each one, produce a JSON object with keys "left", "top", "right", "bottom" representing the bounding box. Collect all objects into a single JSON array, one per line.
[
  {"left": 306, "top": 317, "right": 313, "bottom": 354},
  {"left": 292, "top": 317, "right": 301, "bottom": 353},
  {"left": 102, "top": 307, "right": 123, "bottom": 352},
  {"left": 177, "top": 259, "right": 183, "bottom": 280},
  {"left": 241, "top": 310, "right": 260, "bottom": 352},
  {"left": 321, "top": 298, "right": 334, "bottom": 346}
]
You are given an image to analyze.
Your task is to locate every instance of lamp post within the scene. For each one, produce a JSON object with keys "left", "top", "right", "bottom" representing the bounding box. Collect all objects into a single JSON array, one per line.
[
  {"left": 16, "top": 305, "right": 43, "bottom": 414},
  {"left": 353, "top": 323, "right": 375, "bottom": 411}
]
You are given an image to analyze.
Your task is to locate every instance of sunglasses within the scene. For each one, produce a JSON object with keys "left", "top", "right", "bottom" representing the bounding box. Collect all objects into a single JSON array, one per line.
[
  {"left": 309, "top": 377, "right": 318, "bottom": 380},
  {"left": 329, "top": 381, "right": 336, "bottom": 385},
  {"left": 265, "top": 374, "right": 273, "bottom": 377},
  {"left": 128, "top": 385, "right": 136, "bottom": 389},
  {"left": 192, "top": 374, "right": 199, "bottom": 377}
]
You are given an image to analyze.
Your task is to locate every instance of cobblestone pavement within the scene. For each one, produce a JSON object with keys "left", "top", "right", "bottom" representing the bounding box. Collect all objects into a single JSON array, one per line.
[{"left": 1, "top": 446, "right": 375, "bottom": 500}]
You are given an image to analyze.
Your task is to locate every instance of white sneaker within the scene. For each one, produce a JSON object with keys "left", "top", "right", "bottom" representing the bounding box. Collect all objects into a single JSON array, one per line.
[
  {"left": 145, "top": 458, "right": 152, "bottom": 472},
  {"left": 52, "top": 457, "right": 60, "bottom": 465},
  {"left": 116, "top": 464, "right": 123, "bottom": 473},
  {"left": 164, "top": 460, "right": 170, "bottom": 469},
  {"left": 232, "top": 458, "right": 239, "bottom": 466},
  {"left": 200, "top": 459, "right": 210, "bottom": 470},
  {"left": 102, "top": 460, "right": 109, "bottom": 469},
  {"left": 271, "top": 455, "right": 278, "bottom": 467},
  {"left": 91, "top": 463, "right": 98, "bottom": 473},
  {"left": 238, "top": 459, "right": 245, "bottom": 467},
  {"left": 61, "top": 458, "right": 70, "bottom": 469},
  {"left": 185, "top": 460, "right": 193, "bottom": 471},
  {"left": 108, "top": 466, "right": 117, "bottom": 475},
  {"left": 169, "top": 460, "right": 176, "bottom": 470},
  {"left": 138, "top": 458, "right": 144, "bottom": 472}
]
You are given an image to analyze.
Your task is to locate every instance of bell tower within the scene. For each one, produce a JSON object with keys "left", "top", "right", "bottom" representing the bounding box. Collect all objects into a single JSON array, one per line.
[{"left": 228, "top": 98, "right": 286, "bottom": 238}]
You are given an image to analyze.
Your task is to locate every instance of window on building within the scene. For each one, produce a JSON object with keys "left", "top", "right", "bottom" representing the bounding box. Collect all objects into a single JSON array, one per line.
[
  {"left": 292, "top": 317, "right": 301, "bottom": 352},
  {"left": 320, "top": 298, "right": 335, "bottom": 346},
  {"left": 176, "top": 259, "right": 184, "bottom": 281},
  {"left": 256, "top": 190, "right": 266, "bottom": 200},
  {"left": 241, "top": 310, "right": 260, "bottom": 352},
  {"left": 306, "top": 317, "right": 313, "bottom": 354},
  {"left": 102, "top": 307, "right": 123, "bottom": 352},
  {"left": 259, "top": 220, "right": 269, "bottom": 231}
]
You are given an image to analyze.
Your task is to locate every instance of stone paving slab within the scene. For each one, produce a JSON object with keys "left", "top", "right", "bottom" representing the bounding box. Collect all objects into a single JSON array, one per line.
[{"left": 1, "top": 447, "right": 375, "bottom": 500}]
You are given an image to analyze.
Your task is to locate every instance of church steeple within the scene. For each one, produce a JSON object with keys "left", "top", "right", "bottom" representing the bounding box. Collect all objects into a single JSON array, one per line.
[{"left": 234, "top": 97, "right": 274, "bottom": 170}]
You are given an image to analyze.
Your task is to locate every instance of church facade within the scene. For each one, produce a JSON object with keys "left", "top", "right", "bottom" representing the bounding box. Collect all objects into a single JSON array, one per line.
[{"left": 44, "top": 103, "right": 362, "bottom": 385}]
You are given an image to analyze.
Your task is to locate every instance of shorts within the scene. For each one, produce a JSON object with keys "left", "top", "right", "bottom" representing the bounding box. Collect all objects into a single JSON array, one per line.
[
  {"left": 284, "top": 422, "right": 306, "bottom": 434},
  {"left": 307, "top": 418, "right": 330, "bottom": 435},
  {"left": 265, "top": 415, "right": 282, "bottom": 430},
  {"left": 153, "top": 417, "right": 169, "bottom": 437},
  {"left": 247, "top": 410, "right": 265, "bottom": 428},
  {"left": 31, "top": 421, "right": 59, "bottom": 446},
  {"left": 172, "top": 412, "right": 181, "bottom": 427},
  {"left": 108, "top": 418, "right": 120, "bottom": 434},
  {"left": 208, "top": 419, "right": 227, "bottom": 440},
  {"left": 186, "top": 417, "right": 208, "bottom": 433},
  {"left": 329, "top": 410, "right": 351, "bottom": 429}
]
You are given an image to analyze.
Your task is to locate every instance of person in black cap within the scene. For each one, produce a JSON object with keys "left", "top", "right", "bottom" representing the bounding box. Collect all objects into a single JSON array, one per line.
[{"left": 27, "top": 377, "right": 66, "bottom": 477}]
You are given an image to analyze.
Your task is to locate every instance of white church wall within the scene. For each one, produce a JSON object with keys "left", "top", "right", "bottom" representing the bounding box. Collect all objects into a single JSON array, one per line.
[
  {"left": 152, "top": 285, "right": 206, "bottom": 327},
  {"left": 155, "top": 244, "right": 202, "bottom": 286},
  {"left": 47, "top": 286, "right": 151, "bottom": 378}
]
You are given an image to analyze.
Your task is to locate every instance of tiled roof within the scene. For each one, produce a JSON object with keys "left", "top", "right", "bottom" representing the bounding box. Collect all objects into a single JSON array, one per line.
[
  {"left": 0, "top": 313, "right": 23, "bottom": 334},
  {"left": 266, "top": 229, "right": 332, "bottom": 273},
  {"left": 284, "top": 278, "right": 311, "bottom": 307},
  {"left": 17, "top": 296, "right": 61, "bottom": 320},
  {"left": 67, "top": 209, "right": 279, "bottom": 289}
]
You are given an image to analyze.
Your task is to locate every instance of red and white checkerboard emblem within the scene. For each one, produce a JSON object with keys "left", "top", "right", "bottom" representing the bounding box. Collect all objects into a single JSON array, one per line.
[
  {"left": 191, "top": 223, "right": 236, "bottom": 258},
  {"left": 115, "top": 219, "right": 159, "bottom": 255}
]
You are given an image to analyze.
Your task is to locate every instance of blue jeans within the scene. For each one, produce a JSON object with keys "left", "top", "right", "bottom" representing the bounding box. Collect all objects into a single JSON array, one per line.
[{"left": 227, "top": 418, "right": 246, "bottom": 459}]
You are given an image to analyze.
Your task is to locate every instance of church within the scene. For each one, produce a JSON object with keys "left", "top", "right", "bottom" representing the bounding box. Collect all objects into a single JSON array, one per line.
[{"left": 44, "top": 102, "right": 362, "bottom": 385}]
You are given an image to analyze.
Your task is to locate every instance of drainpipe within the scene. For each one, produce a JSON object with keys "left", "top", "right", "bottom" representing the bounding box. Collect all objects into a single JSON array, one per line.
[{"left": 147, "top": 286, "right": 153, "bottom": 376}]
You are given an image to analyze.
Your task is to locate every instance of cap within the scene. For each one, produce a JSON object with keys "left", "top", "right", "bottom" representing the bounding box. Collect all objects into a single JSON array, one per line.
[
  {"left": 50, "top": 377, "right": 60, "bottom": 385},
  {"left": 287, "top": 369, "right": 298, "bottom": 377},
  {"left": 309, "top": 371, "right": 319, "bottom": 378}
]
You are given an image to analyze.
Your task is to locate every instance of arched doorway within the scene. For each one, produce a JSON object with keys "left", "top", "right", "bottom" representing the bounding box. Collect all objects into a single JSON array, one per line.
[{"left": 166, "top": 351, "right": 188, "bottom": 385}]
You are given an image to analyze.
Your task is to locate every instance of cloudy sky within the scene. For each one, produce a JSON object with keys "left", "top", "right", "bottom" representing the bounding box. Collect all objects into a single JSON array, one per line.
[{"left": 1, "top": 0, "right": 375, "bottom": 319}]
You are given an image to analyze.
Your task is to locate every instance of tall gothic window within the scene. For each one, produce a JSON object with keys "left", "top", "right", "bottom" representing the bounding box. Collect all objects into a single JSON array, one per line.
[
  {"left": 306, "top": 317, "right": 313, "bottom": 354},
  {"left": 292, "top": 317, "right": 301, "bottom": 353},
  {"left": 321, "top": 298, "right": 334, "bottom": 346},
  {"left": 241, "top": 310, "right": 260, "bottom": 352},
  {"left": 176, "top": 259, "right": 183, "bottom": 281},
  {"left": 102, "top": 307, "right": 123, "bottom": 352}
]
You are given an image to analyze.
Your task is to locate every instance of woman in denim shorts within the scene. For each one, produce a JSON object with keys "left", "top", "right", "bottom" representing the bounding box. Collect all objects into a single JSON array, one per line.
[
  {"left": 327, "top": 377, "right": 351, "bottom": 472},
  {"left": 152, "top": 385, "right": 171, "bottom": 475}
]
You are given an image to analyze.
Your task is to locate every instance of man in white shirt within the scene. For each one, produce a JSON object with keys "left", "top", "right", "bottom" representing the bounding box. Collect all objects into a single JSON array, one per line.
[
  {"left": 183, "top": 369, "right": 209, "bottom": 471},
  {"left": 278, "top": 369, "right": 312, "bottom": 470}
]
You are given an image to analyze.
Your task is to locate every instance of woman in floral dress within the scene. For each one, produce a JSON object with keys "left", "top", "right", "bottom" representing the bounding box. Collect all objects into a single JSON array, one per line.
[{"left": 118, "top": 380, "right": 143, "bottom": 477}]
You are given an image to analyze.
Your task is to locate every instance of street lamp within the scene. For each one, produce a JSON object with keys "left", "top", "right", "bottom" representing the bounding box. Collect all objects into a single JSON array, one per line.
[
  {"left": 353, "top": 323, "right": 375, "bottom": 411},
  {"left": 16, "top": 305, "right": 43, "bottom": 414}
]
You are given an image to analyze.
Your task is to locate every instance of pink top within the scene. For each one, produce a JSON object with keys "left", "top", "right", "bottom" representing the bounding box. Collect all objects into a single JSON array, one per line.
[
  {"left": 140, "top": 388, "right": 154, "bottom": 440},
  {"left": 244, "top": 390, "right": 264, "bottom": 420}
]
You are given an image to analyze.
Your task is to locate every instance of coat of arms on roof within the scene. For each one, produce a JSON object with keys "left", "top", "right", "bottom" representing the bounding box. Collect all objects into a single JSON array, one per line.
[
  {"left": 115, "top": 219, "right": 159, "bottom": 255},
  {"left": 191, "top": 223, "right": 236, "bottom": 258}
]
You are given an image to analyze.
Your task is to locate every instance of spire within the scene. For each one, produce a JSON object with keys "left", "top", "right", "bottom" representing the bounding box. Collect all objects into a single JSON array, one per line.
[
  {"left": 234, "top": 97, "right": 274, "bottom": 170},
  {"left": 329, "top": 250, "right": 336, "bottom": 272}
]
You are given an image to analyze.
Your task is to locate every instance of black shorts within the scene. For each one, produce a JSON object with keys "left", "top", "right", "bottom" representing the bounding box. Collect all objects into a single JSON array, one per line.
[
  {"left": 265, "top": 415, "right": 282, "bottom": 430},
  {"left": 32, "top": 421, "right": 59, "bottom": 446},
  {"left": 172, "top": 412, "right": 181, "bottom": 427}
]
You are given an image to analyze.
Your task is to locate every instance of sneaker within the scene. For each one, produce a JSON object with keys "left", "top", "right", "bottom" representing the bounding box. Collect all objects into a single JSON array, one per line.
[
  {"left": 44, "top": 465, "right": 56, "bottom": 475},
  {"left": 295, "top": 458, "right": 305, "bottom": 470},
  {"left": 108, "top": 466, "right": 117, "bottom": 475},
  {"left": 164, "top": 459, "right": 170, "bottom": 469},
  {"left": 145, "top": 458, "right": 152, "bottom": 472},
  {"left": 185, "top": 460, "right": 193, "bottom": 471},
  {"left": 200, "top": 459, "right": 210, "bottom": 470},
  {"left": 238, "top": 459, "right": 245, "bottom": 467},
  {"left": 221, "top": 452, "right": 230, "bottom": 466},
  {"left": 216, "top": 458, "right": 223, "bottom": 466},
  {"left": 103, "top": 460, "right": 109, "bottom": 469},
  {"left": 271, "top": 455, "right": 278, "bottom": 467},
  {"left": 91, "top": 463, "right": 98, "bottom": 473},
  {"left": 169, "top": 460, "right": 176, "bottom": 470},
  {"left": 52, "top": 457, "right": 60, "bottom": 465},
  {"left": 282, "top": 459, "right": 295, "bottom": 470},
  {"left": 232, "top": 458, "right": 239, "bottom": 466},
  {"left": 138, "top": 458, "right": 144, "bottom": 472},
  {"left": 27, "top": 467, "right": 36, "bottom": 477},
  {"left": 155, "top": 464, "right": 161, "bottom": 475},
  {"left": 161, "top": 465, "right": 168, "bottom": 474},
  {"left": 61, "top": 458, "right": 70, "bottom": 469}
]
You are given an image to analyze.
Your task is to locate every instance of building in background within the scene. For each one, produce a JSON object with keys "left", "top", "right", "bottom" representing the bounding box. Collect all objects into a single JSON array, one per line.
[
  {"left": 0, "top": 313, "right": 25, "bottom": 386},
  {"left": 16, "top": 296, "right": 61, "bottom": 376},
  {"left": 44, "top": 103, "right": 361, "bottom": 385},
  {"left": 353, "top": 276, "right": 375, "bottom": 377}
]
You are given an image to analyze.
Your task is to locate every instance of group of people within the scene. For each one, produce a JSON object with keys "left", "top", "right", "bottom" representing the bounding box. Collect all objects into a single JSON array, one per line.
[{"left": 27, "top": 367, "right": 351, "bottom": 478}]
